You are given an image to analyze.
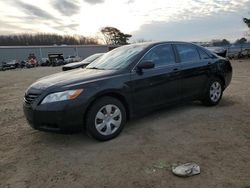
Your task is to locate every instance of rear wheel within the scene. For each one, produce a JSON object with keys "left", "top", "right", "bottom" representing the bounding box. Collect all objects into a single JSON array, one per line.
[
  {"left": 202, "top": 78, "right": 223, "bottom": 106},
  {"left": 86, "top": 97, "right": 126, "bottom": 141}
]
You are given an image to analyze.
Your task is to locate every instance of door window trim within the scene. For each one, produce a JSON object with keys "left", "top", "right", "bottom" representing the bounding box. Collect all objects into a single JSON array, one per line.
[
  {"left": 196, "top": 47, "right": 211, "bottom": 60},
  {"left": 173, "top": 43, "right": 201, "bottom": 64}
]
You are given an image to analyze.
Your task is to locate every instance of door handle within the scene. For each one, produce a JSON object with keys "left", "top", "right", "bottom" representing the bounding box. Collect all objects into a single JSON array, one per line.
[{"left": 172, "top": 68, "right": 180, "bottom": 75}]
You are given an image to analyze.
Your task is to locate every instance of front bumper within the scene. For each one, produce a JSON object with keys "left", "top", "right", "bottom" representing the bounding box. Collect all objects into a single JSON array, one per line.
[{"left": 23, "top": 99, "right": 87, "bottom": 132}]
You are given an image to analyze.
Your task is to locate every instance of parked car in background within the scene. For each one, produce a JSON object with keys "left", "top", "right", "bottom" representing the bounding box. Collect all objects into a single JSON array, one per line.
[
  {"left": 205, "top": 47, "right": 227, "bottom": 57},
  {"left": 0, "top": 60, "right": 19, "bottom": 71},
  {"left": 20, "top": 61, "right": 26, "bottom": 68},
  {"left": 0, "top": 62, "right": 7, "bottom": 71},
  {"left": 62, "top": 53, "right": 104, "bottom": 71},
  {"left": 40, "top": 58, "right": 50, "bottom": 66},
  {"left": 26, "top": 54, "right": 38, "bottom": 68},
  {"left": 64, "top": 56, "right": 81, "bottom": 64},
  {"left": 48, "top": 54, "right": 65, "bottom": 66},
  {"left": 23, "top": 42, "right": 232, "bottom": 141},
  {"left": 53, "top": 58, "right": 65, "bottom": 66}
]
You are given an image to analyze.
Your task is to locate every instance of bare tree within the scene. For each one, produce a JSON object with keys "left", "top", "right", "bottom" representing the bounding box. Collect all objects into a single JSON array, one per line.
[
  {"left": 235, "top": 37, "right": 247, "bottom": 44},
  {"left": 211, "top": 39, "right": 230, "bottom": 46},
  {"left": 243, "top": 18, "right": 250, "bottom": 28},
  {"left": 243, "top": 18, "right": 250, "bottom": 38},
  {"left": 100, "top": 27, "right": 132, "bottom": 45}
]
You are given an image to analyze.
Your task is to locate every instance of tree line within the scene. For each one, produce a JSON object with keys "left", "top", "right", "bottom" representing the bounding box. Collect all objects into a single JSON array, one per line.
[
  {"left": 0, "top": 33, "right": 98, "bottom": 46},
  {"left": 0, "top": 27, "right": 132, "bottom": 46},
  {"left": 210, "top": 37, "right": 248, "bottom": 46}
]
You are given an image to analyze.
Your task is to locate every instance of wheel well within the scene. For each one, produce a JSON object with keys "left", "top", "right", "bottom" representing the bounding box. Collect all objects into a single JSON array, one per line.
[
  {"left": 213, "top": 74, "right": 225, "bottom": 89},
  {"left": 83, "top": 92, "right": 130, "bottom": 127}
]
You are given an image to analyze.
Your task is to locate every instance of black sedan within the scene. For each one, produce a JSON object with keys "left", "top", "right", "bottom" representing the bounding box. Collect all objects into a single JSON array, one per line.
[
  {"left": 62, "top": 53, "right": 104, "bottom": 71},
  {"left": 23, "top": 42, "right": 232, "bottom": 141}
]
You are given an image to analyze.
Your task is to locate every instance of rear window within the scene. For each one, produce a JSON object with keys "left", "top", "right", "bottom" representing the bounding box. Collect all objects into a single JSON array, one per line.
[{"left": 176, "top": 44, "right": 200, "bottom": 63}]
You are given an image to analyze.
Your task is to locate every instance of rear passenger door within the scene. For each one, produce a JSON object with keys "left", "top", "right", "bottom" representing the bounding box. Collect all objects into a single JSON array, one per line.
[{"left": 174, "top": 44, "right": 210, "bottom": 99}]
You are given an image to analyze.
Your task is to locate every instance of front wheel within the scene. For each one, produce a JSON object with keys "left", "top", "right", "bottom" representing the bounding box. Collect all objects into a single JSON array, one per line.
[
  {"left": 202, "top": 78, "right": 223, "bottom": 106},
  {"left": 86, "top": 97, "right": 126, "bottom": 141}
]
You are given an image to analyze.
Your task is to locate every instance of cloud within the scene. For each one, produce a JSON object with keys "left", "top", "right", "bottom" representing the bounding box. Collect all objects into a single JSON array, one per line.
[
  {"left": 15, "top": 1, "right": 55, "bottom": 20},
  {"left": 1, "top": 1, "right": 78, "bottom": 34},
  {"left": 83, "top": 0, "right": 104, "bottom": 5},
  {"left": 126, "top": 0, "right": 135, "bottom": 3},
  {"left": 132, "top": 11, "right": 248, "bottom": 41},
  {"left": 53, "top": 23, "right": 80, "bottom": 30},
  {"left": 129, "top": 0, "right": 250, "bottom": 24},
  {"left": 52, "top": 0, "right": 80, "bottom": 16},
  {"left": 0, "top": 20, "right": 38, "bottom": 34},
  {"left": 0, "top": 0, "right": 249, "bottom": 40}
]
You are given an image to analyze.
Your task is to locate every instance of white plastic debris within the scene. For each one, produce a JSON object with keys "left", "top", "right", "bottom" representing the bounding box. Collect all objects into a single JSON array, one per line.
[{"left": 172, "top": 163, "right": 200, "bottom": 177}]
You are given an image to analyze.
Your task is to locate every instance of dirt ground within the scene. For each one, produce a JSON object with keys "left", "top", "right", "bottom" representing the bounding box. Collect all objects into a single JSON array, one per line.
[{"left": 0, "top": 60, "right": 250, "bottom": 188}]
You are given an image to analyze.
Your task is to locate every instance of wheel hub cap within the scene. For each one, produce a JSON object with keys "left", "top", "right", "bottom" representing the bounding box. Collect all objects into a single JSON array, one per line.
[
  {"left": 95, "top": 104, "right": 122, "bottom": 136},
  {"left": 210, "top": 81, "right": 222, "bottom": 102}
]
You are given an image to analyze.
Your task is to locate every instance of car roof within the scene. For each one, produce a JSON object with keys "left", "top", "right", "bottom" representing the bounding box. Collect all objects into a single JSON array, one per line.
[
  {"left": 146, "top": 41, "right": 199, "bottom": 46},
  {"left": 128, "top": 41, "right": 216, "bottom": 59},
  {"left": 129, "top": 41, "right": 202, "bottom": 49}
]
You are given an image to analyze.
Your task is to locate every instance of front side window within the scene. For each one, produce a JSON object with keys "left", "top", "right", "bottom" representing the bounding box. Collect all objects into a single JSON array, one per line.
[
  {"left": 141, "top": 44, "right": 176, "bottom": 68},
  {"left": 176, "top": 44, "right": 200, "bottom": 63}
]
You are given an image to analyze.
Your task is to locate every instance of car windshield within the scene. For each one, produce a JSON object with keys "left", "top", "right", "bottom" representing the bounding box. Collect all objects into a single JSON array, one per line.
[
  {"left": 82, "top": 53, "right": 103, "bottom": 63},
  {"left": 86, "top": 44, "right": 148, "bottom": 70}
]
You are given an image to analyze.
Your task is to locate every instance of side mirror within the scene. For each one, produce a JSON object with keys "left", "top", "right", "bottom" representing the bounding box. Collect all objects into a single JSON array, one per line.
[
  {"left": 81, "top": 64, "right": 87, "bottom": 68},
  {"left": 137, "top": 61, "right": 155, "bottom": 71}
]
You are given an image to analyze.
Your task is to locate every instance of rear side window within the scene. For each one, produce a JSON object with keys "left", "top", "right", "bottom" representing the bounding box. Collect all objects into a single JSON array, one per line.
[
  {"left": 198, "top": 48, "right": 210, "bottom": 59},
  {"left": 142, "top": 44, "right": 176, "bottom": 68},
  {"left": 176, "top": 44, "right": 200, "bottom": 63}
]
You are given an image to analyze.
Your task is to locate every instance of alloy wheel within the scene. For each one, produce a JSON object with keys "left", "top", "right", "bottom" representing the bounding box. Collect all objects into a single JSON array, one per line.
[{"left": 209, "top": 81, "right": 222, "bottom": 102}]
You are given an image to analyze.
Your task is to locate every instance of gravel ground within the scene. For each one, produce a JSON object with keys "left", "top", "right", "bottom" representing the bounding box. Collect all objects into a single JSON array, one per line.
[{"left": 0, "top": 61, "right": 250, "bottom": 188}]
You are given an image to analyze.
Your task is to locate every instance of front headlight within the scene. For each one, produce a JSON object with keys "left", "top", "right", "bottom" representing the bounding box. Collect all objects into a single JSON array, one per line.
[{"left": 41, "top": 89, "right": 83, "bottom": 104}]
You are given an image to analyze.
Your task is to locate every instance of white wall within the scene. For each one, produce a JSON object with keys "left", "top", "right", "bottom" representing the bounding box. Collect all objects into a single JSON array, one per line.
[{"left": 0, "top": 45, "right": 113, "bottom": 62}]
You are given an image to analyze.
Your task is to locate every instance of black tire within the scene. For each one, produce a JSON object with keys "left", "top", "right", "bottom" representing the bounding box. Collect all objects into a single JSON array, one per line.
[
  {"left": 86, "top": 96, "right": 126, "bottom": 141},
  {"left": 202, "top": 78, "right": 223, "bottom": 106}
]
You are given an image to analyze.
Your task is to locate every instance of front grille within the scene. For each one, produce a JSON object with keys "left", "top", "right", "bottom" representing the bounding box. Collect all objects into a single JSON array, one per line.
[{"left": 24, "top": 93, "right": 40, "bottom": 105}]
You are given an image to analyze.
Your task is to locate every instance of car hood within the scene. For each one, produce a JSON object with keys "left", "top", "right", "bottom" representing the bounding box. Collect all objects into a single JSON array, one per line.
[
  {"left": 64, "top": 61, "right": 89, "bottom": 68},
  {"left": 29, "top": 68, "right": 117, "bottom": 91}
]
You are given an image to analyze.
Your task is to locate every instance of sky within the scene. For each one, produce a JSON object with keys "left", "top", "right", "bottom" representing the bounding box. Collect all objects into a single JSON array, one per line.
[{"left": 0, "top": 0, "right": 249, "bottom": 42}]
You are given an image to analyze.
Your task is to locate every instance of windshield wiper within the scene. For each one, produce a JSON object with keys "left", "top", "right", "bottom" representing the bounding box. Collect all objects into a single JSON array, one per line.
[
  {"left": 87, "top": 67, "right": 98, "bottom": 69},
  {"left": 87, "top": 67, "right": 105, "bottom": 70}
]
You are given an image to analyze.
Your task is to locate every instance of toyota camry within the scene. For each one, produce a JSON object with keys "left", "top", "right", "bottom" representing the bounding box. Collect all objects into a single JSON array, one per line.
[{"left": 23, "top": 42, "right": 232, "bottom": 141}]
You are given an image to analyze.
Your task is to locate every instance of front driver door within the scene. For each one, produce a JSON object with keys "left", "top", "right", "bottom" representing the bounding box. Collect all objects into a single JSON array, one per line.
[{"left": 130, "top": 44, "right": 182, "bottom": 113}]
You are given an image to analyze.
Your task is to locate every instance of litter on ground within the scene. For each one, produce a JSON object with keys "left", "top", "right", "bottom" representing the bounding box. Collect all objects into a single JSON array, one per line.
[{"left": 172, "top": 163, "right": 200, "bottom": 177}]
